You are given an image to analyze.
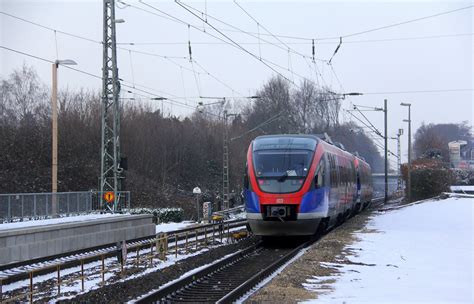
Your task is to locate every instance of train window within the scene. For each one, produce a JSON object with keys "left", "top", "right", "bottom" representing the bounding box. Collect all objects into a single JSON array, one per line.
[
  {"left": 329, "top": 155, "right": 335, "bottom": 186},
  {"left": 252, "top": 149, "right": 314, "bottom": 193},
  {"left": 315, "top": 164, "right": 325, "bottom": 189}
]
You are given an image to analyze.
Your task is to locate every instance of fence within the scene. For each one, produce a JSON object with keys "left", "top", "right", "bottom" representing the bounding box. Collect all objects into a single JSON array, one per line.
[{"left": 0, "top": 191, "right": 131, "bottom": 223}]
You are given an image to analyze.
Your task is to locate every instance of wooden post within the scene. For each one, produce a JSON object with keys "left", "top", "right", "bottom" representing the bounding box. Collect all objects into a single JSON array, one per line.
[
  {"left": 175, "top": 234, "right": 178, "bottom": 258},
  {"left": 149, "top": 240, "right": 154, "bottom": 267},
  {"left": 29, "top": 271, "right": 33, "bottom": 303},
  {"left": 101, "top": 255, "right": 105, "bottom": 286},
  {"left": 185, "top": 232, "right": 188, "bottom": 253},
  {"left": 155, "top": 236, "right": 159, "bottom": 260},
  {"left": 136, "top": 244, "right": 140, "bottom": 265},
  {"left": 57, "top": 265, "right": 61, "bottom": 296},
  {"left": 220, "top": 224, "right": 223, "bottom": 242},
  {"left": 81, "top": 260, "right": 85, "bottom": 291}
]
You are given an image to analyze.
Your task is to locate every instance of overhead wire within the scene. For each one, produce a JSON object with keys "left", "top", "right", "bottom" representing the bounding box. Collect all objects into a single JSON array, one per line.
[
  {"left": 122, "top": 0, "right": 299, "bottom": 90},
  {"left": 176, "top": 0, "right": 330, "bottom": 86},
  {"left": 232, "top": 0, "right": 320, "bottom": 63},
  {"left": 343, "top": 108, "right": 397, "bottom": 157},
  {"left": 115, "top": 32, "right": 474, "bottom": 45},
  {"left": 362, "top": 88, "right": 474, "bottom": 95},
  {"left": 195, "top": 4, "right": 474, "bottom": 41},
  {"left": 339, "top": 4, "right": 474, "bottom": 39},
  {"left": 0, "top": 45, "right": 198, "bottom": 112},
  {"left": 1, "top": 9, "right": 246, "bottom": 101},
  {"left": 353, "top": 106, "right": 383, "bottom": 137},
  {"left": 172, "top": 0, "right": 298, "bottom": 86},
  {"left": 0, "top": 11, "right": 102, "bottom": 44},
  {"left": 230, "top": 112, "right": 282, "bottom": 141}
]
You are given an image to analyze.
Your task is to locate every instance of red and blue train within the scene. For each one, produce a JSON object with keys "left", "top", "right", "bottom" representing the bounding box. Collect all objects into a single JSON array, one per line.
[{"left": 244, "top": 134, "right": 372, "bottom": 236}]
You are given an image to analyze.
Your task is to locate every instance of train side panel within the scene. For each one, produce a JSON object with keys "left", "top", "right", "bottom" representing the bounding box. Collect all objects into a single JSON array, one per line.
[{"left": 244, "top": 135, "right": 372, "bottom": 236}]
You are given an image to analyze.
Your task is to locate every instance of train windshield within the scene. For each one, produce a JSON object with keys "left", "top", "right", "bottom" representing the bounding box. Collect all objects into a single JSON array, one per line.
[
  {"left": 252, "top": 136, "right": 317, "bottom": 193},
  {"left": 253, "top": 149, "right": 314, "bottom": 193}
]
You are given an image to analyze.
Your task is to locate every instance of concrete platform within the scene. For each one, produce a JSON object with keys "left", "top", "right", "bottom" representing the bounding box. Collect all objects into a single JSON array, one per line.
[{"left": 0, "top": 214, "right": 155, "bottom": 266}]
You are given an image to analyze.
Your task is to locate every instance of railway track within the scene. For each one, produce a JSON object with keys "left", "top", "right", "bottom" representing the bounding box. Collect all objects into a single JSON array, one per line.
[
  {"left": 136, "top": 238, "right": 313, "bottom": 303},
  {"left": 135, "top": 197, "right": 386, "bottom": 303},
  {"left": 0, "top": 219, "right": 247, "bottom": 302},
  {"left": 1, "top": 198, "right": 386, "bottom": 302}
]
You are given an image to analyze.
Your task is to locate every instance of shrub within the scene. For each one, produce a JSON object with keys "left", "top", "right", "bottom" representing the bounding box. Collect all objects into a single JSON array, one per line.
[
  {"left": 451, "top": 169, "right": 474, "bottom": 185},
  {"left": 401, "top": 159, "right": 454, "bottom": 201},
  {"left": 129, "top": 207, "right": 184, "bottom": 224}
]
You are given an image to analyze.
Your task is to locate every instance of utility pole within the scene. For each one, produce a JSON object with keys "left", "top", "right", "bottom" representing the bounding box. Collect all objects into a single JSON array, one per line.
[
  {"left": 408, "top": 110, "right": 411, "bottom": 203},
  {"left": 401, "top": 103, "right": 412, "bottom": 203},
  {"left": 223, "top": 107, "right": 230, "bottom": 211},
  {"left": 397, "top": 128, "right": 403, "bottom": 190},
  {"left": 222, "top": 102, "right": 239, "bottom": 211},
  {"left": 100, "top": 0, "right": 123, "bottom": 212},
  {"left": 384, "top": 99, "right": 388, "bottom": 203},
  {"left": 51, "top": 59, "right": 76, "bottom": 217},
  {"left": 198, "top": 96, "right": 258, "bottom": 211}
]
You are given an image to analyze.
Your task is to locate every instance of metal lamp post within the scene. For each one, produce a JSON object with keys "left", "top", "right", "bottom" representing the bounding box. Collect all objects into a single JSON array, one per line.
[
  {"left": 401, "top": 102, "right": 412, "bottom": 203},
  {"left": 193, "top": 187, "right": 202, "bottom": 222},
  {"left": 52, "top": 59, "right": 77, "bottom": 216}
]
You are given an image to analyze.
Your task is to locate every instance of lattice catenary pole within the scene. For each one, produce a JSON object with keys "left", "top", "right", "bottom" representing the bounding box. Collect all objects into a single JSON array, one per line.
[{"left": 100, "top": 0, "right": 122, "bottom": 211}]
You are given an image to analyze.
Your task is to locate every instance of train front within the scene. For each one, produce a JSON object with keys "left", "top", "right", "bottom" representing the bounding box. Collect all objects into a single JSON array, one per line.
[{"left": 244, "top": 135, "right": 324, "bottom": 236}]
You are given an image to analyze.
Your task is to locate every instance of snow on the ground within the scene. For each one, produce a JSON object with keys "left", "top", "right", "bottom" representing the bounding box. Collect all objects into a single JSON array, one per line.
[
  {"left": 303, "top": 196, "right": 474, "bottom": 304},
  {"left": 155, "top": 221, "right": 194, "bottom": 233},
  {"left": 129, "top": 249, "right": 245, "bottom": 303},
  {"left": 0, "top": 213, "right": 123, "bottom": 231},
  {"left": 450, "top": 185, "right": 474, "bottom": 192}
]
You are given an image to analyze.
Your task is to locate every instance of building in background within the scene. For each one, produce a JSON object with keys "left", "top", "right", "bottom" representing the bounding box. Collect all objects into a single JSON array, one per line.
[{"left": 449, "top": 139, "right": 474, "bottom": 170}]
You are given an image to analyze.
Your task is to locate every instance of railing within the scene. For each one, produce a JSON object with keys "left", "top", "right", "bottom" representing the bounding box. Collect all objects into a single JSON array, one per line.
[
  {"left": 0, "top": 191, "right": 131, "bottom": 223},
  {"left": 0, "top": 220, "right": 248, "bottom": 303},
  {"left": 212, "top": 204, "right": 245, "bottom": 220}
]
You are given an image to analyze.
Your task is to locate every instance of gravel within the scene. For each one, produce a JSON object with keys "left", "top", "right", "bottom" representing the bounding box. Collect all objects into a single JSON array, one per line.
[
  {"left": 56, "top": 237, "right": 260, "bottom": 303},
  {"left": 245, "top": 209, "right": 377, "bottom": 303}
]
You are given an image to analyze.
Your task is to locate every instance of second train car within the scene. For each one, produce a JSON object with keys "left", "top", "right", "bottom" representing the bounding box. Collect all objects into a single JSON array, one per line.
[{"left": 244, "top": 134, "right": 372, "bottom": 236}]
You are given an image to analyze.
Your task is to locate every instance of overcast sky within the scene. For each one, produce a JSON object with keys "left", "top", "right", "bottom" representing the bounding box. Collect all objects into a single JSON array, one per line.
[{"left": 1, "top": 0, "right": 473, "bottom": 163}]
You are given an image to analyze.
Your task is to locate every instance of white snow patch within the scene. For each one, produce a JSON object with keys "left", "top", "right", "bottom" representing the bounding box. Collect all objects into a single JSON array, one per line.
[
  {"left": 302, "top": 196, "right": 474, "bottom": 304},
  {"left": 155, "top": 221, "right": 194, "bottom": 233},
  {"left": 450, "top": 185, "right": 474, "bottom": 192},
  {"left": 0, "top": 213, "right": 122, "bottom": 231}
]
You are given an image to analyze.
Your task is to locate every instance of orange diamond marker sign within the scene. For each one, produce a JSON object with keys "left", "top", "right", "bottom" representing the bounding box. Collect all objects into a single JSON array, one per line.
[{"left": 103, "top": 191, "right": 115, "bottom": 203}]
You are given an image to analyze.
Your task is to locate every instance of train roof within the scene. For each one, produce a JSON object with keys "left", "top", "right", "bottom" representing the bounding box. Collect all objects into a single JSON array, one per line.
[
  {"left": 253, "top": 134, "right": 318, "bottom": 151},
  {"left": 252, "top": 134, "right": 372, "bottom": 170},
  {"left": 254, "top": 134, "right": 320, "bottom": 140}
]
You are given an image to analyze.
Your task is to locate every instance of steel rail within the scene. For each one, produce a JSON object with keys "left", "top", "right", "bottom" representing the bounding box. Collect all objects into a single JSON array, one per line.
[
  {"left": 135, "top": 197, "right": 385, "bottom": 303},
  {"left": 0, "top": 219, "right": 246, "bottom": 285},
  {"left": 136, "top": 239, "right": 315, "bottom": 303},
  {"left": 217, "top": 238, "right": 313, "bottom": 303},
  {"left": 135, "top": 242, "right": 263, "bottom": 303}
]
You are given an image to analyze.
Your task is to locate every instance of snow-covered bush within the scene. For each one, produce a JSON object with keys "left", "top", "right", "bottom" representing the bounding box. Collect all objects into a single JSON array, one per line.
[
  {"left": 410, "top": 168, "right": 454, "bottom": 201},
  {"left": 451, "top": 169, "right": 474, "bottom": 185},
  {"left": 129, "top": 207, "right": 183, "bottom": 224},
  {"left": 402, "top": 160, "right": 455, "bottom": 201}
]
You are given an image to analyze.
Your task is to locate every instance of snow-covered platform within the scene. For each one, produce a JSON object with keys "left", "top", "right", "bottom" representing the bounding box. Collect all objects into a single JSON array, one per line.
[
  {"left": 303, "top": 195, "right": 473, "bottom": 303},
  {"left": 450, "top": 185, "right": 474, "bottom": 194},
  {"left": 0, "top": 214, "right": 155, "bottom": 266}
]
